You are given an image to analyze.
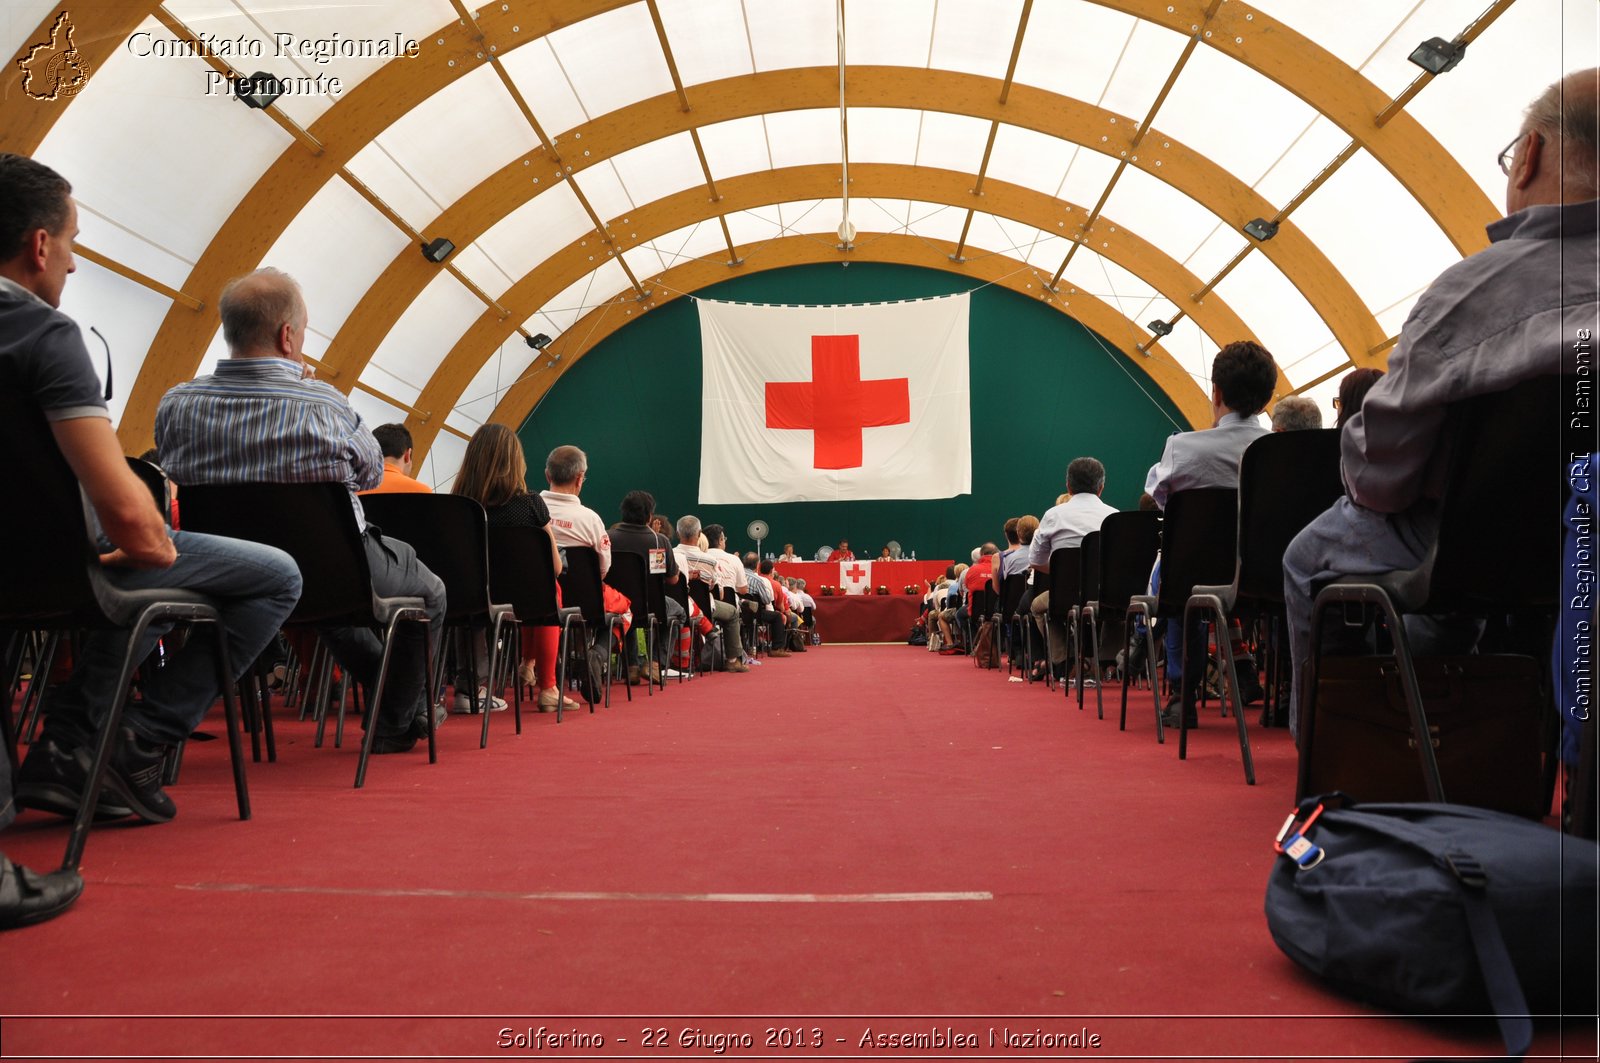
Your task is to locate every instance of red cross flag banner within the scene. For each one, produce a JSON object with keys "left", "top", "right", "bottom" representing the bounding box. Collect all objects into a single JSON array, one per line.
[{"left": 697, "top": 294, "right": 972, "bottom": 504}]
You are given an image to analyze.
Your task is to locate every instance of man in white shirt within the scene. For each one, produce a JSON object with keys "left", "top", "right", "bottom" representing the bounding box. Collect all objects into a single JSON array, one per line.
[
  {"left": 539, "top": 444, "right": 610, "bottom": 576},
  {"left": 673, "top": 515, "right": 747, "bottom": 672},
  {"left": 1028, "top": 457, "right": 1118, "bottom": 676}
]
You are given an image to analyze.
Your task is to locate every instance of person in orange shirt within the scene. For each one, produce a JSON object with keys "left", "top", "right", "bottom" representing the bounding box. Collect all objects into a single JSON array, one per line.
[{"left": 361, "top": 423, "right": 432, "bottom": 494}]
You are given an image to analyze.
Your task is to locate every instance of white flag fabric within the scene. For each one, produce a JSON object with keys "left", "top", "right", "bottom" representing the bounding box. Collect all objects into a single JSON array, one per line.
[
  {"left": 839, "top": 559, "right": 873, "bottom": 595},
  {"left": 698, "top": 294, "right": 971, "bottom": 503}
]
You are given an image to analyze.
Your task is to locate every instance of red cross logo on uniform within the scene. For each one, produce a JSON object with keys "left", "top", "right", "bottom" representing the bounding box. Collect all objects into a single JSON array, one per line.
[{"left": 764, "top": 335, "right": 911, "bottom": 470}]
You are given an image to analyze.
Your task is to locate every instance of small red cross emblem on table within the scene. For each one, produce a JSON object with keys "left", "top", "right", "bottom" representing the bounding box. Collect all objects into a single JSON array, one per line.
[{"left": 765, "top": 335, "right": 911, "bottom": 469}]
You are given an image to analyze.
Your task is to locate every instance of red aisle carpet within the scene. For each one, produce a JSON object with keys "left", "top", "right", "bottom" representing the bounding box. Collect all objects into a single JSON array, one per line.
[{"left": 2, "top": 646, "right": 1592, "bottom": 1061}]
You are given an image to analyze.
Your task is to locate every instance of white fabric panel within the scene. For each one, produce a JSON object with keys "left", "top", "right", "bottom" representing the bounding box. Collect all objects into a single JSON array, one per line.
[
  {"left": 725, "top": 207, "right": 786, "bottom": 248},
  {"left": 417, "top": 429, "right": 468, "bottom": 492},
  {"left": 742, "top": 0, "right": 836, "bottom": 72},
  {"left": 846, "top": 0, "right": 936, "bottom": 67},
  {"left": 911, "top": 111, "right": 992, "bottom": 173},
  {"left": 1403, "top": 0, "right": 1600, "bottom": 206},
  {"left": 344, "top": 140, "right": 449, "bottom": 230},
  {"left": 448, "top": 242, "right": 516, "bottom": 299},
  {"left": 35, "top": 15, "right": 292, "bottom": 266},
  {"left": 657, "top": 0, "right": 755, "bottom": 86},
  {"left": 764, "top": 109, "right": 842, "bottom": 170},
  {"left": 854, "top": 198, "right": 914, "bottom": 234},
  {"left": 777, "top": 199, "right": 829, "bottom": 234},
  {"left": 1182, "top": 225, "right": 1251, "bottom": 291},
  {"left": 987, "top": 125, "right": 1081, "bottom": 203},
  {"left": 538, "top": 260, "right": 630, "bottom": 323},
  {"left": 698, "top": 116, "right": 776, "bottom": 178},
  {"left": 1158, "top": 46, "right": 1322, "bottom": 187},
  {"left": 644, "top": 222, "right": 727, "bottom": 269},
  {"left": 475, "top": 183, "right": 594, "bottom": 283},
  {"left": 1213, "top": 254, "right": 1338, "bottom": 373},
  {"left": 357, "top": 361, "right": 422, "bottom": 408},
  {"left": 1095, "top": 19, "right": 1190, "bottom": 119},
  {"left": 1101, "top": 166, "right": 1223, "bottom": 267},
  {"left": 1, "top": 1, "right": 61, "bottom": 65},
  {"left": 1250, "top": 115, "right": 1359, "bottom": 213},
  {"left": 698, "top": 295, "right": 972, "bottom": 502},
  {"left": 1281, "top": 342, "right": 1359, "bottom": 392},
  {"left": 452, "top": 339, "right": 540, "bottom": 427},
  {"left": 1063, "top": 249, "right": 1159, "bottom": 315},
  {"left": 546, "top": 3, "right": 674, "bottom": 122},
  {"left": 231, "top": 0, "right": 454, "bottom": 125},
  {"left": 1012, "top": 1, "right": 1137, "bottom": 104},
  {"left": 57, "top": 260, "right": 171, "bottom": 427},
  {"left": 1021, "top": 232, "right": 1073, "bottom": 272},
  {"left": 1054, "top": 147, "right": 1123, "bottom": 211},
  {"left": 74, "top": 205, "right": 195, "bottom": 292},
  {"left": 623, "top": 241, "right": 670, "bottom": 280},
  {"left": 608, "top": 134, "right": 706, "bottom": 213},
  {"left": 964, "top": 212, "right": 1035, "bottom": 260},
  {"left": 928, "top": 0, "right": 1024, "bottom": 78},
  {"left": 346, "top": 388, "right": 410, "bottom": 435},
  {"left": 1246, "top": 1, "right": 1415, "bottom": 83},
  {"left": 368, "top": 62, "right": 538, "bottom": 208},
  {"left": 847, "top": 108, "right": 924, "bottom": 165},
  {"left": 499, "top": 37, "right": 590, "bottom": 135},
  {"left": 261, "top": 177, "right": 413, "bottom": 338},
  {"left": 369, "top": 271, "right": 488, "bottom": 385},
  {"left": 1292, "top": 150, "right": 1461, "bottom": 316},
  {"left": 901, "top": 200, "right": 964, "bottom": 243},
  {"left": 571, "top": 159, "right": 637, "bottom": 224}
]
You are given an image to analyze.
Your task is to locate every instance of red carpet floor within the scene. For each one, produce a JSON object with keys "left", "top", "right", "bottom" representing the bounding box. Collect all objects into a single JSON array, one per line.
[{"left": 2, "top": 646, "right": 1593, "bottom": 1061}]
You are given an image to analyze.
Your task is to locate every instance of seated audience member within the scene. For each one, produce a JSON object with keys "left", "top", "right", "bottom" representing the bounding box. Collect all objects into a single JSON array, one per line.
[
  {"left": 833, "top": 540, "right": 855, "bottom": 561},
  {"left": 360, "top": 423, "right": 432, "bottom": 494},
  {"left": 942, "top": 544, "right": 998, "bottom": 655},
  {"left": 740, "top": 552, "right": 789, "bottom": 657},
  {"left": 1029, "top": 458, "right": 1118, "bottom": 680},
  {"left": 611, "top": 489, "right": 685, "bottom": 683},
  {"left": 674, "top": 516, "right": 748, "bottom": 672},
  {"left": 1002, "top": 516, "right": 1039, "bottom": 582},
  {"left": 1333, "top": 367, "right": 1385, "bottom": 429},
  {"left": 648, "top": 513, "right": 673, "bottom": 539},
  {"left": 1270, "top": 396, "right": 1323, "bottom": 432},
  {"left": 540, "top": 445, "right": 610, "bottom": 576},
  {"left": 758, "top": 558, "right": 804, "bottom": 652},
  {"left": 1145, "top": 340, "right": 1276, "bottom": 724},
  {"left": 1285, "top": 69, "right": 1600, "bottom": 738},
  {"left": 155, "top": 267, "right": 442, "bottom": 753},
  {"left": 452, "top": 423, "right": 575, "bottom": 714},
  {"left": 779, "top": 543, "right": 800, "bottom": 562},
  {"left": 5, "top": 155, "right": 302, "bottom": 836}
]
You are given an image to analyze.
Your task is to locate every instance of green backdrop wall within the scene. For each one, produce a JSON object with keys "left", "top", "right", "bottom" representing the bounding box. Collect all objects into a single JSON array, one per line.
[{"left": 516, "top": 262, "right": 1189, "bottom": 562}]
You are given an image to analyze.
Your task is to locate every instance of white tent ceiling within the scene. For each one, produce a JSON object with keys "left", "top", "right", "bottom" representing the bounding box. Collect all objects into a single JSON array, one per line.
[{"left": 3, "top": 0, "right": 1594, "bottom": 489}]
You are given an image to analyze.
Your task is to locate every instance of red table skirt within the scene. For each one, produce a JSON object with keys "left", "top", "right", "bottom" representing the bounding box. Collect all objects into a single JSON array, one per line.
[
  {"left": 812, "top": 593, "right": 924, "bottom": 644},
  {"left": 774, "top": 559, "right": 950, "bottom": 594}
]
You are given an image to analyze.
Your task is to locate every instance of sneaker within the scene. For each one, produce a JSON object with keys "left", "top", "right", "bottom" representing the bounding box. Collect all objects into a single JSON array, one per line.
[
  {"left": 94, "top": 727, "right": 177, "bottom": 823},
  {"left": 452, "top": 688, "right": 507, "bottom": 713},
  {"left": 664, "top": 668, "right": 684, "bottom": 678},
  {"left": 15, "top": 738, "right": 134, "bottom": 822}
]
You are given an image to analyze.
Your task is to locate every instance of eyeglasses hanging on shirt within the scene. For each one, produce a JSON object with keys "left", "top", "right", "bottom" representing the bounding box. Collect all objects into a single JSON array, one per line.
[{"left": 88, "top": 325, "right": 111, "bottom": 401}]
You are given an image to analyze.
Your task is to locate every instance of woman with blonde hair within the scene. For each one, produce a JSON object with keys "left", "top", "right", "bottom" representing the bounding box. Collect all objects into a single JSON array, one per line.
[{"left": 454, "top": 423, "right": 577, "bottom": 713}]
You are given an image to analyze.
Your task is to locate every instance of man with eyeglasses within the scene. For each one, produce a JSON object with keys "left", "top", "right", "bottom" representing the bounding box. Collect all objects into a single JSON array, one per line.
[
  {"left": 1282, "top": 68, "right": 1599, "bottom": 740},
  {"left": 0, "top": 155, "right": 302, "bottom": 927}
]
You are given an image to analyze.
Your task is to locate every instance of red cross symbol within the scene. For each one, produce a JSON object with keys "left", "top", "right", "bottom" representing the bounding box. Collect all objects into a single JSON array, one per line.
[
  {"left": 844, "top": 563, "right": 867, "bottom": 582},
  {"left": 765, "top": 335, "right": 911, "bottom": 469}
]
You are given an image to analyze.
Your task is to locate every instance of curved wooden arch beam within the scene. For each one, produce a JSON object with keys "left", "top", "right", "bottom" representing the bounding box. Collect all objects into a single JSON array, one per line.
[
  {"left": 1, "top": 4, "right": 164, "bottom": 154},
  {"left": 410, "top": 232, "right": 1210, "bottom": 464},
  {"left": 325, "top": 161, "right": 1269, "bottom": 396}
]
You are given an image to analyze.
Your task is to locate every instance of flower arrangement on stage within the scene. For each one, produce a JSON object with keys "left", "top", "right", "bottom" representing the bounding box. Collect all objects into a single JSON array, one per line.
[
  {"left": 820, "top": 585, "right": 835, "bottom": 596},
  {"left": 903, "top": 584, "right": 918, "bottom": 594},
  {"left": 875, "top": 585, "right": 889, "bottom": 595}
]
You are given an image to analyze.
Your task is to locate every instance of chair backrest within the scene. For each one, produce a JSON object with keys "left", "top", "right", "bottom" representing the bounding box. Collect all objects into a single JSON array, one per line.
[
  {"left": 1156, "top": 488, "right": 1238, "bottom": 616},
  {"left": 604, "top": 549, "right": 651, "bottom": 621},
  {"left": 1424, "top": 374, "right": 1567, "bottom": 612},
  {"left": 1046, "top": 547, "right": 1082, "bottom": 620},
  {"left": 1234, "top": 430, "right": 1343, "bottom": 604},
  {"left": 0, "top": 384, "right": 101, "bottom": 624},
  {"left": 360, "top": 493, "right": 491, "bottom": 620},
  {"left": 998, "top": 572, "right": 1029, "bottom": 621},
  {"left": 487, "top": 525, "right": 559, "bottom": 624},
  {"left": 686, "top": 577, "right": 713, "bottom": 619},
  {"left": 1079, "top": 532, "right": 1101, "bottom": 607},
  {"left": 179, "top": 482, "right": 373, "bottom": 624},
  {"left": 1096, "top": 510, "right": 1161, "bottom": 613},
  {"left": 969, "top": 585, "right": 998, "bottom": 619},
  {"left": 559, "top": 545, "right": 608, "bottom": 626},
  {"left": 126, "top": 457, "right": 171, "bottom": 525}
]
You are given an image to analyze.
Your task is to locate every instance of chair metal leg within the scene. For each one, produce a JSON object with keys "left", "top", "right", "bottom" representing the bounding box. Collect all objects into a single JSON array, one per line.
[{"left": 208, "top": 619, "right": 252, "bottom": 819}]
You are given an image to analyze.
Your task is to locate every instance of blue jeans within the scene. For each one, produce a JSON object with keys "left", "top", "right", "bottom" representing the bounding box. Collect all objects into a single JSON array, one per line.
[{"left": 41, "top": 530, "right": 302, "bottom": 748}]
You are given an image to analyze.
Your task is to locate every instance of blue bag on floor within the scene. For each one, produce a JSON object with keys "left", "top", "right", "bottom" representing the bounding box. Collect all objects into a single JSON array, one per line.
[{"left": 1264, "top": 796, "right": 1599, "bottom": 1059}]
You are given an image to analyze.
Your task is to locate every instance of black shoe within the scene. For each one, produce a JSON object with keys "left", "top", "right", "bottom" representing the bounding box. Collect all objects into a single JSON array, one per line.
[
  {"left": 1159, "top": 694, "right": 1199, "bottom": 729},
  {"left": 15, "top": 739, "right": 134, "bottom": 822},
  {"left": 93, "top": 728, "right": 177, "bottom": 824},
  {"left": 0, "top": 856, "right": 83, "bottom": 930},
  {"left": 370, "top": 731, "right": 418, "bottom": 754}
]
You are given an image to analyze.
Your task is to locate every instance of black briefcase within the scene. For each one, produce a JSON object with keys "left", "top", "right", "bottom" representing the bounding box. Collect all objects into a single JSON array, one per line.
[{"left": 1299, "top": 655, "right": 1546, "bottom": 819}]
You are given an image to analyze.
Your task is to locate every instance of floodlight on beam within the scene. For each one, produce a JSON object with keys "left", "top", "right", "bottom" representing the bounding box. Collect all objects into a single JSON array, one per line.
[
  {"left": 1243, "top": 217, "right": 1279, "bottom": 242},
  {"left": 1408, "top": 37, "right": 1465, "bottom": 75},
  {"left": 1147, "top": 319, "right": 1173, "bottom": 338},
  {"left": 233, "top": 72, "right": 285, "bottom": 110},
  {"left": 526, "top": 333, "right": 552, "bottom": 350},
  {"left": 420, "top": 237, "right": 456, "bottom": 263}
]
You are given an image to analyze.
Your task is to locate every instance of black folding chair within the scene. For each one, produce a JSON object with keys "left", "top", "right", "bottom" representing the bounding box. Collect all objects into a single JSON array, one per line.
[
  {"left": 662, "top": 575, "right": 695, "bottom": 680},
  {"left": 0, "top": 388, "right": 249, "bottom": 871},
  {"left": 560, "top": 546, "right": 624, "bottom": 709},
  {"left": 360, "top": 494, "right": 516, "bottom": 748},
  {"left": 1189, "top": 430, "right": 1342, "bottom": 742},
  {"left": 488, "top": 524, "right": 582, "bottom": 724},
  {"left": 126, "top": 457, "right": 170, "bottom": 525},
  {"left": 604, "top": 551, "right": 655, "bottom": 697},
  {"left": 1087, "top": 512, "right": 1159, "bottom": 728},
  {"left": 180, "top": 483, "right": 435, "bottom": 789},
  {"left": 996, "top": 572, "right": 1030, "bottom": 678},
  {"left": 1302, "top": 375, "right": 1566, "bottom": 805},
  {"left": 1046, "top": 547, "right": 1082, "bottom": 701},
  {"left": 686, "top": 579, "right": 723, "bottom": 672}
]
